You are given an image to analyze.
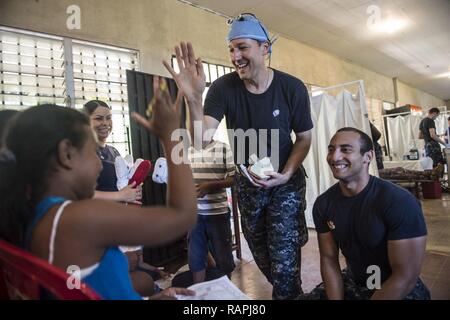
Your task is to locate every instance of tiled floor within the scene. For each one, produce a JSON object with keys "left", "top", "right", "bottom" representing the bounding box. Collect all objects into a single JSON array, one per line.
[
  {"left": 419, "top": 193, "right": 450, "bottom": 299},
  {"left": 229, "top": 194, "right": 450, "bottom": 300}
]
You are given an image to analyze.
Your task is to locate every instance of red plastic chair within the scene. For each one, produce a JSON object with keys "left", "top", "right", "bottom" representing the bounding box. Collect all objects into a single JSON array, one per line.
[{"left": 0, "top": 239, "right": 101, "bottom": 300}]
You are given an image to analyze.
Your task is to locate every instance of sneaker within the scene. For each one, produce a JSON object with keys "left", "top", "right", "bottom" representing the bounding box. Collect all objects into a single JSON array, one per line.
[
  {"left": 152, "top": 157, "right": 168, "bottom": 184},
  {"left": 128, "top": 158, "right": 144, "bottom": 180},
  {"left": 115, "top": 156, "right": 131, "bottom": 190},
  {"left": 129, "top": 159, "right": 151, "bottom": 186}
]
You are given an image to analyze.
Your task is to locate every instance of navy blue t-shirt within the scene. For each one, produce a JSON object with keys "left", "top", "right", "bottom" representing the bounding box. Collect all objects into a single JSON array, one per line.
[
  {"left": 96, "top": 145, "right": 121, "bottom": 192},
  {"left": 419, "top": 117, "right": 436, "bottom": 144},
  {"left": 313, "top": 176, "right": 427, "bottom": 286},
  {"left": 204, "top": 69, "right": 313, "bottom": 171}
]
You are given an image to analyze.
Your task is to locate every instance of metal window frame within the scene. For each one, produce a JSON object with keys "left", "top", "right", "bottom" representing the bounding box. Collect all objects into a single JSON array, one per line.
[
  {"left": 1, "top": 26, "right": 66, "bottom": 108},
  {"left": 63, "top": 38, "right": 75, "bottom": 108},
  {"left": 1, "top": 26, "right": 139, "bottom": 155}
]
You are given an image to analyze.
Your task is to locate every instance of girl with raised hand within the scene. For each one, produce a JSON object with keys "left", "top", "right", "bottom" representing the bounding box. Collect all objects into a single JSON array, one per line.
[{"left": 0, "top": 77, "right": 196, "bottom": 300}]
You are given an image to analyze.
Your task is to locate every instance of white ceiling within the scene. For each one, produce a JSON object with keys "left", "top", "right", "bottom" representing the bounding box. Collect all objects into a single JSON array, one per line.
[{"left": 187, "top": 0, "right": 450, "bottom": 100}]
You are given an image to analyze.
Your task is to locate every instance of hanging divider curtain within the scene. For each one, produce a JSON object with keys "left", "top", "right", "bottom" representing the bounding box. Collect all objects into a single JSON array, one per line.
[
  {"left": 386, "top": 116, "right": 408, "bottom": 160},
  {"left": 386, "top": 114, "right": 422, "bottom": 160},
  {"left": 435, "top": 113, "right": 447, "bottom": 135},
  {"left": 385, "top": 110, "right": 448, "bottom": 161},
  {"left": 304, "top": 81, "right": 377, "bottom": 228},
  {"left": 411, "top": 115, "right": 422, "bottom": 141},
  {"left": 126, "top": 70, "right": 187, "bottom": 266},
  {"left": 126, "top": 70, "right": 187, "bottom": 206}
]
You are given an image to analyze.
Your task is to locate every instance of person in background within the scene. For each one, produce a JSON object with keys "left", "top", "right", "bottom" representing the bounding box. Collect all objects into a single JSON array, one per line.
[
  {"left": 84, "top": 99, "right": 169, "bottom": 297},
  {"left": 187, "top": 139, "right": 236, "bottom": 284},
  {"left": 444, "top": 116, "right": 450, "bottom": 145},
  {"left": 370, "top": 122, "right": 384, "bottom": 169},
  {"left": 83, "top": 100, "right": 142, "bottom": 203},
  {"left": 419, "top": 108, "right": 446, "bottom": 168}
]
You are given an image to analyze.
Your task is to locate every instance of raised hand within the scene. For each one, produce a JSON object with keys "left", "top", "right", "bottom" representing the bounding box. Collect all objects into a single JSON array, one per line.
[
  {"left": 163, "top": 42, "right": 206, "bottom": 103},
  {"left": 131, "top": 76, "right": 183, "bottom": 141}
]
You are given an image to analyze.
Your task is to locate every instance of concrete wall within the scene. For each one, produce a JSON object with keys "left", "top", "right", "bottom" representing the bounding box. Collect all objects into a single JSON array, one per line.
[
  {"left": 397, "top": 81, "right": 446, "bottom": 109},
  {"left": 0, "top": 0, "right": 445, "bottom": 109},
  {"left": 0, "top": 0, "right": 230, "bottom": 76},
  {"left": 272, "top": 36, "right": 396, "bottom": 103}
]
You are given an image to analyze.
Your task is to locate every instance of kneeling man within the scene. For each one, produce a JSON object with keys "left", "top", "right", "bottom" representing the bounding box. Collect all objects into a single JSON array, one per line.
[{"left": 307, "top": 127, "right": 430, "bottom": 300}]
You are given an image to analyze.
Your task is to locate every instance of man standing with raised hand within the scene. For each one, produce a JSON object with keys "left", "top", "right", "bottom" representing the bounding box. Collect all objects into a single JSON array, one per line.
[{"left": 163, "top": 13, "right": 313, "bottom": 299}]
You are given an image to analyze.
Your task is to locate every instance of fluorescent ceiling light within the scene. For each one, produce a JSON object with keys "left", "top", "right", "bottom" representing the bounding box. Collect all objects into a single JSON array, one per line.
[
  {"left": 375, "top": 18, "right": 407, "bottom": 34},
  {"left": 432, "top": 71, "right": 450, "bottom": 79}
]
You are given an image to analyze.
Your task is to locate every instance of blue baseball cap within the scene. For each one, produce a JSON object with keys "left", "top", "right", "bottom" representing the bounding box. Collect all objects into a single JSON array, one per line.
[{"left": 226, "top": 13, "right": 272, "bottom": 53}]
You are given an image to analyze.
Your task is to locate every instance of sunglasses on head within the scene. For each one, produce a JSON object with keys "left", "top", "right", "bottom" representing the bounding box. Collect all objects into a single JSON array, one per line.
[{"left": 227, "top": 13, "right": 257, "bottom": 25}]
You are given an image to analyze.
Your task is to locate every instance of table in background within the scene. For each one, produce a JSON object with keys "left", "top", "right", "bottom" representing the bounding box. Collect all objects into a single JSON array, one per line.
[{"left": 383, "top": 160, "right": 423, "bottom": 171}]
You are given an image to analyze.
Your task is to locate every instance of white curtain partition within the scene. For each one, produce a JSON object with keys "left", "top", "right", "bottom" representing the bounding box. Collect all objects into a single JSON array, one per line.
[
  {"left": 435, "top": 113, "right": 447, "bottom": 135},
  {"left": 386, "top": 114, "right": 422, "bottom": 160},
  {"left": 386, "top": 113, "right": 447, "bottom": 160},
  {"left": 303, "top": 82, "right": 377, "bottom": 228}
]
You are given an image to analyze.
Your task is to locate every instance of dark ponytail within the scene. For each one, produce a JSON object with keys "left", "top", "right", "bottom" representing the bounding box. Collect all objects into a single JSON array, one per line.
[
  {"left": 0, "top": 105, "right": 89, "bottom": 247},
  {"left": 0, "top": 109, "right": 19, "bottom": 145},
  {"left": 0, "top": 149, "right": 26, "bottom": 246},
  {"left": 83, "top": 100, "right": 111, "bottom": 116}
]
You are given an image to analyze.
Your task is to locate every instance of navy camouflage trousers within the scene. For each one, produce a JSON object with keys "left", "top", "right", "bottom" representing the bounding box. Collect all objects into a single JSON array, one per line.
[
  {"left": 299, "top": 269, "right": 431, "bottom": 300},
  {"left": 236, "top": 167, "right": 308, "bottom": 300},
  {"left": 425, "top": 141, "right": 445, "bottom": 167}
]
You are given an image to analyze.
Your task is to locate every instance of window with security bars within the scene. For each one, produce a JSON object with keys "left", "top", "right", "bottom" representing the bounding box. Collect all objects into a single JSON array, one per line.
[
  {"left": 0, "top": 27, "right": 138, "bottom": 156},
  {"left": 0, "top": 29, "right": 65, "bottom": 109},
  {"left": 72, "top": 41, "right": 138, "bottom": 155}
]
